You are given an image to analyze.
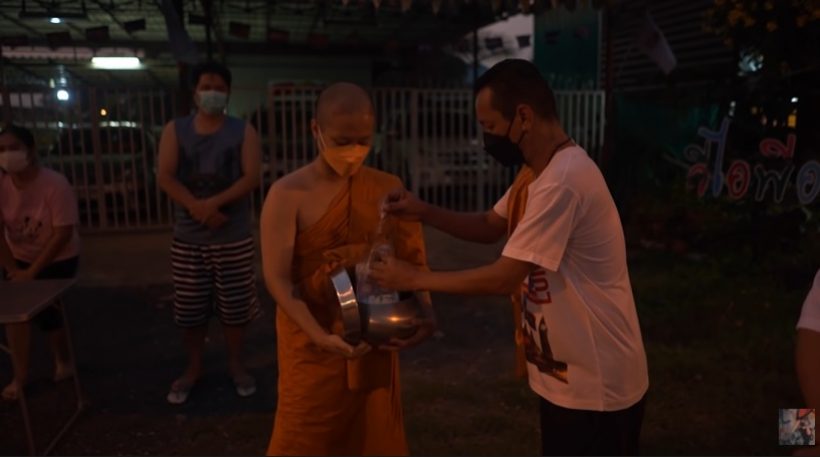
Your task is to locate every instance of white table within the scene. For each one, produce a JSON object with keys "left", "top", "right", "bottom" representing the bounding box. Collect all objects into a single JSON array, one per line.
[{"left": 0, "top": 279, "right": 84, "bottom": 455}]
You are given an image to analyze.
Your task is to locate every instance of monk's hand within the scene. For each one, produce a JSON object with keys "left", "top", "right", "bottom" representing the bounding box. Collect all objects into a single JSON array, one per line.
[
  {"left": 369, "top": 255, "right": 419, "bottom": 291},
  {"left": 316, "top": 333, "right": 371, "bottom": 359},
  {"left": 378, "top": 313, "right": 437, "bottom": 352},
  {"left": 382, "top": 188, "right": 428, "bottom": 222}
]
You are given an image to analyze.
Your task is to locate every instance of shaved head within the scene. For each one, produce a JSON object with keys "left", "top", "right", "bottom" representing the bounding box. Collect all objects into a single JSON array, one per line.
[
  {"left": 315, "top": 82, "right": 374, "bottom": 127},
  {"left": 311, "top": 82, "right": 376, "bottom": 176}
]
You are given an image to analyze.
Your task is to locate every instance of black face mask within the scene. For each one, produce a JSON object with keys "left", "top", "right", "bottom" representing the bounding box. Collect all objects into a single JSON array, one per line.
[{"left": 483, "top": 117, "right": 527, "bottom": 167}]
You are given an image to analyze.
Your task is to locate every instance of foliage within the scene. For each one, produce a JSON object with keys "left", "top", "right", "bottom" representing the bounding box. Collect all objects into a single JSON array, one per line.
[{"left": 703, "top": 0, "right": 820, "bottom": 80}]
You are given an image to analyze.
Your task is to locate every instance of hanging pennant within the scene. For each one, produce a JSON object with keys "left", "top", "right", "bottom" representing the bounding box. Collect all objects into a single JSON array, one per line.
[
  {"left": 432, "top": 0, "right": 443, "bottom": 14},
  {"left": 401, "top": 0, "right": 412, "bottom": 12},
  {"left": 574, "top": 25, "right": 589, "bottom": 39}
]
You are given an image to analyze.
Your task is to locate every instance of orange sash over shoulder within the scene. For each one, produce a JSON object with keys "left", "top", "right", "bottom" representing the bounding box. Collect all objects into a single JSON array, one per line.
[
  {"left": 267, "top": 166, "right": 427, "bottom": 456},
  {"left": 505, "top": 166, "right": 535, "bottom": 379}
]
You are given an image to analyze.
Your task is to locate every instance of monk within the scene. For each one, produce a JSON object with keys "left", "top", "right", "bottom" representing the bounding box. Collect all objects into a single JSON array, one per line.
[{"left": 260, "top": 82, "right": 435, "bottom": 456}]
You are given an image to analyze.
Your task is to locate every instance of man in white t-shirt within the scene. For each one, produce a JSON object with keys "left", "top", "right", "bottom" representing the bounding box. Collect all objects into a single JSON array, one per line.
[
  {"left": 370, "top": 59, "right": 648, "bottom": 455},
  {"left": 795, "top": 270, "right": 820, "bottom": 456}
]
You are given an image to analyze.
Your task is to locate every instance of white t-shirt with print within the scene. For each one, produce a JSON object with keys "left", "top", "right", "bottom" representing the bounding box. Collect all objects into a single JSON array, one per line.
[
  {"left": 494, "top": 146, "right": 648, "bottom": 412},
  {"left": 797, "top": 270, "right": 820, "bottom": 333}
]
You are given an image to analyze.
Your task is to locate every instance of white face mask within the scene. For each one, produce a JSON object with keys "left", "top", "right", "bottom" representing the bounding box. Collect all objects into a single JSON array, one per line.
[
  {"left": 197, "top": 90, "right": 228, "bottom": 115},
  {"left": 0, "top": 150, "right": 29, "bottom": 173}
]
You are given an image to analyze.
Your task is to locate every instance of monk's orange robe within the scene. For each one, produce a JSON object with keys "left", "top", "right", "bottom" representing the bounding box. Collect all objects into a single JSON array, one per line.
[
  {"left": 267, "top": 166, "right": 427, "bottom": 456},
  {"left": 505, "top": 166, "right": 535, "bottom": 379}
]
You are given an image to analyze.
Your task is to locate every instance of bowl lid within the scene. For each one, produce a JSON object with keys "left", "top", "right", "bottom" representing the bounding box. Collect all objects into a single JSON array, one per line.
[{"left": 328, "top": 266, "right": 361, "bottom": 344}]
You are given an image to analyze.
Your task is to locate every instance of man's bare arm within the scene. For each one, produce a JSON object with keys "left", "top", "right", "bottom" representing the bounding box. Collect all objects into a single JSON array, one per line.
[
  {"left": 384, "top": 188, "right": 506, "bottom": 244},
  {"left": 209, "top": 123, "right": 262, "bottom": 208},
  {"left": 371, "top": 254, "right": 534, "bottom": 297},
  {"left": 157, "top": 121, "right": 198, "bottom": 210},
  {"left": 423, "top": 207, "right": 507, "bottom": 244},
  {"left": 796, "top": 328, "right": 820, "bottom": 408}
]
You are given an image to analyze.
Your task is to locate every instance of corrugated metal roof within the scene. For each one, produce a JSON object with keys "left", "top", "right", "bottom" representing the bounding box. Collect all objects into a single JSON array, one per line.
[{"left": 0, "top": 0, "right": 505, "bottom": 88}]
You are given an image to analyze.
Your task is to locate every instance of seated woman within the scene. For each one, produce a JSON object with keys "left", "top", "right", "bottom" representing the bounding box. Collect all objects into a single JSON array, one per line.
[{"left": 0, "top": 124, "right": 80, "bottom": 401}]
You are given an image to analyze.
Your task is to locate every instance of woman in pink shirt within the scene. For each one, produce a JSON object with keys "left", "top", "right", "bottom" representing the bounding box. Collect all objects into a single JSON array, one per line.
[{"left": 0, "top": 124, "right": 80, "bottom": 401}]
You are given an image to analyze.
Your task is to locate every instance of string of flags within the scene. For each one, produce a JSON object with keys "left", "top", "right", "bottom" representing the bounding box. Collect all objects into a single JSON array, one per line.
[{"left": 338, "top": 0, "right": 607, "bottom": 15}]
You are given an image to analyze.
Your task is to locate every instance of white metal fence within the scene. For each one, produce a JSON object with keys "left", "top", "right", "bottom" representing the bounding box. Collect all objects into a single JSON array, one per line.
[{"left": 3, "top": 86, "right": 605, "bottom": 231}]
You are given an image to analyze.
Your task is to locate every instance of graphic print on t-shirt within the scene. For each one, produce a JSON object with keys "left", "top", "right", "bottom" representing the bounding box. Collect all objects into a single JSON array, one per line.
[
  {"left": 15, "top": 215, "right": 43, "bottom": 241},
  {"left": 522, "top": 268, "right": 568, "bottom": 383}
]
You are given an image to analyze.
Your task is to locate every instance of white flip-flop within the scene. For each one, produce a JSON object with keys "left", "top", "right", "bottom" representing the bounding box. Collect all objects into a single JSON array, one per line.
[
  {"left": 233, "top": 374, "right": 256, "bottom": 398},
  {"left": 166, "top": 380, "right": 194, "bottom": 405}
]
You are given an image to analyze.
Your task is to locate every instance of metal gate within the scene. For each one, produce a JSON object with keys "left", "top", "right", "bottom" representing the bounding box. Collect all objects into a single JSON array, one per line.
[
  {"left": 2, "top": 87, "right": 175, "bottom": 231},
  {"left": 3, "top": 86, "right": 605, "bottom": 231},
  {"left": 257, "top": 86, "right": 606, "bottom": 214}
]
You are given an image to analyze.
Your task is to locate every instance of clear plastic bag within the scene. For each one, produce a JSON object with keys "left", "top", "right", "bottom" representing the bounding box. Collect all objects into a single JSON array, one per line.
[
  {"left": 355, "top": 241, "right": 400, "bottom": 305},
  {"left": 354, "top": 195, "right": 400, "bottom": 304}
]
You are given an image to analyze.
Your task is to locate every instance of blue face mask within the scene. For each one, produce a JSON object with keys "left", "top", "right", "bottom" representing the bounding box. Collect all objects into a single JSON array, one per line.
[{"left": 197, "top": 90, "right": 228, "bottom": 115}]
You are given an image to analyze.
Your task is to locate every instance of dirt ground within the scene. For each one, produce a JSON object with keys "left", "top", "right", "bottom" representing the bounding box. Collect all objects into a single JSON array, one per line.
[{"left": 0, "top": 227, "right": 812, "bottom": 455}]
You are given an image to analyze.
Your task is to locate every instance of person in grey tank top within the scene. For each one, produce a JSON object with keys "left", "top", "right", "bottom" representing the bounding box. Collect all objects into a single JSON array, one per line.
[{"left": 157, "top": 61, "right": 262, "bottom": 405}]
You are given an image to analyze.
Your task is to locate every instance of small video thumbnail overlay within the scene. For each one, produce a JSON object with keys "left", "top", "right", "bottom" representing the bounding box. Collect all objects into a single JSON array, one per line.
[{"left": 780, "top": 409, "right": 816, "bottom": 446}]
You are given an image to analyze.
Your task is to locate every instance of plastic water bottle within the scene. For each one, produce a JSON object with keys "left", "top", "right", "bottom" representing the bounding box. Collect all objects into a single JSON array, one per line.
[{"left": 355, "top": 195, "right": 400, "bottom": 304}]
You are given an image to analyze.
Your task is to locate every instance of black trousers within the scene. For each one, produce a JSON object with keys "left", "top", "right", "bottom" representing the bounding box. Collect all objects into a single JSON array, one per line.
[{"left": 540, "top": 394, "right": 646, "bottom": 456}]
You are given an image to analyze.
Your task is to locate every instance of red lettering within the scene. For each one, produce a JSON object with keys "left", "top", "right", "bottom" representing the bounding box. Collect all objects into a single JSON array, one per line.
[
  {"left": 687, "top": 163, "right": 710, "bottom": 197},
  {"left": 526, "top": 270, "right": 552, "bottom": 305},
  {"left": 759, "top": 134, "right": 796, "bottom": 159},
  {"left": 726, "top": 160, "right": 751, "bottom": 200}
]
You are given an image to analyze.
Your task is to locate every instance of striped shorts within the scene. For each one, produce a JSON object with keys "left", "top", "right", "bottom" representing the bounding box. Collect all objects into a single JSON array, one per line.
[{"left": 170, "top": 237, "right": 260, "bottom": 328}]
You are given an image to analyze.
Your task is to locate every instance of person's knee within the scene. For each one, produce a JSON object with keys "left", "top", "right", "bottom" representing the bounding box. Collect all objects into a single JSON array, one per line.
[{"left": 5, "top": 321, "right": 32, "bottom": 338}]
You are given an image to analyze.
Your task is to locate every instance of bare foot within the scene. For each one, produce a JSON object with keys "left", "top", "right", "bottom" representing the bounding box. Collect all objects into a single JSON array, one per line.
[
  {"left": 1, "top": 381, "right": 21, "bottom": 401},
  {"left": 229, "top": 363, "right": 256, "bottom": 397},
  {"left": 54, "top": 362, "right": 74, "bottom": 382},
  {"left": 167, "top": 367, "right": 201, "bottom": 405}
]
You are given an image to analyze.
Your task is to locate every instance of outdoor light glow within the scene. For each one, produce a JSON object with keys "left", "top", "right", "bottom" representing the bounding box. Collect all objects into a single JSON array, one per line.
[
  {"left": 100, "top": 121, "right": 138, "bottom": 128},
  {"left": 100, "top": 108, "right": 108, "bottom": 116},
  {"left": 91, "top": 56, "right": 141, "bottom": 70},
  {"left": 56, "top": 89, "right": 70, "bottom": 101},
  {"left": 791, "top": 97, "right": 799, "bottom": 103},
  {"left": 50, "top": 17, "right": 62, "bottom": 24}
]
